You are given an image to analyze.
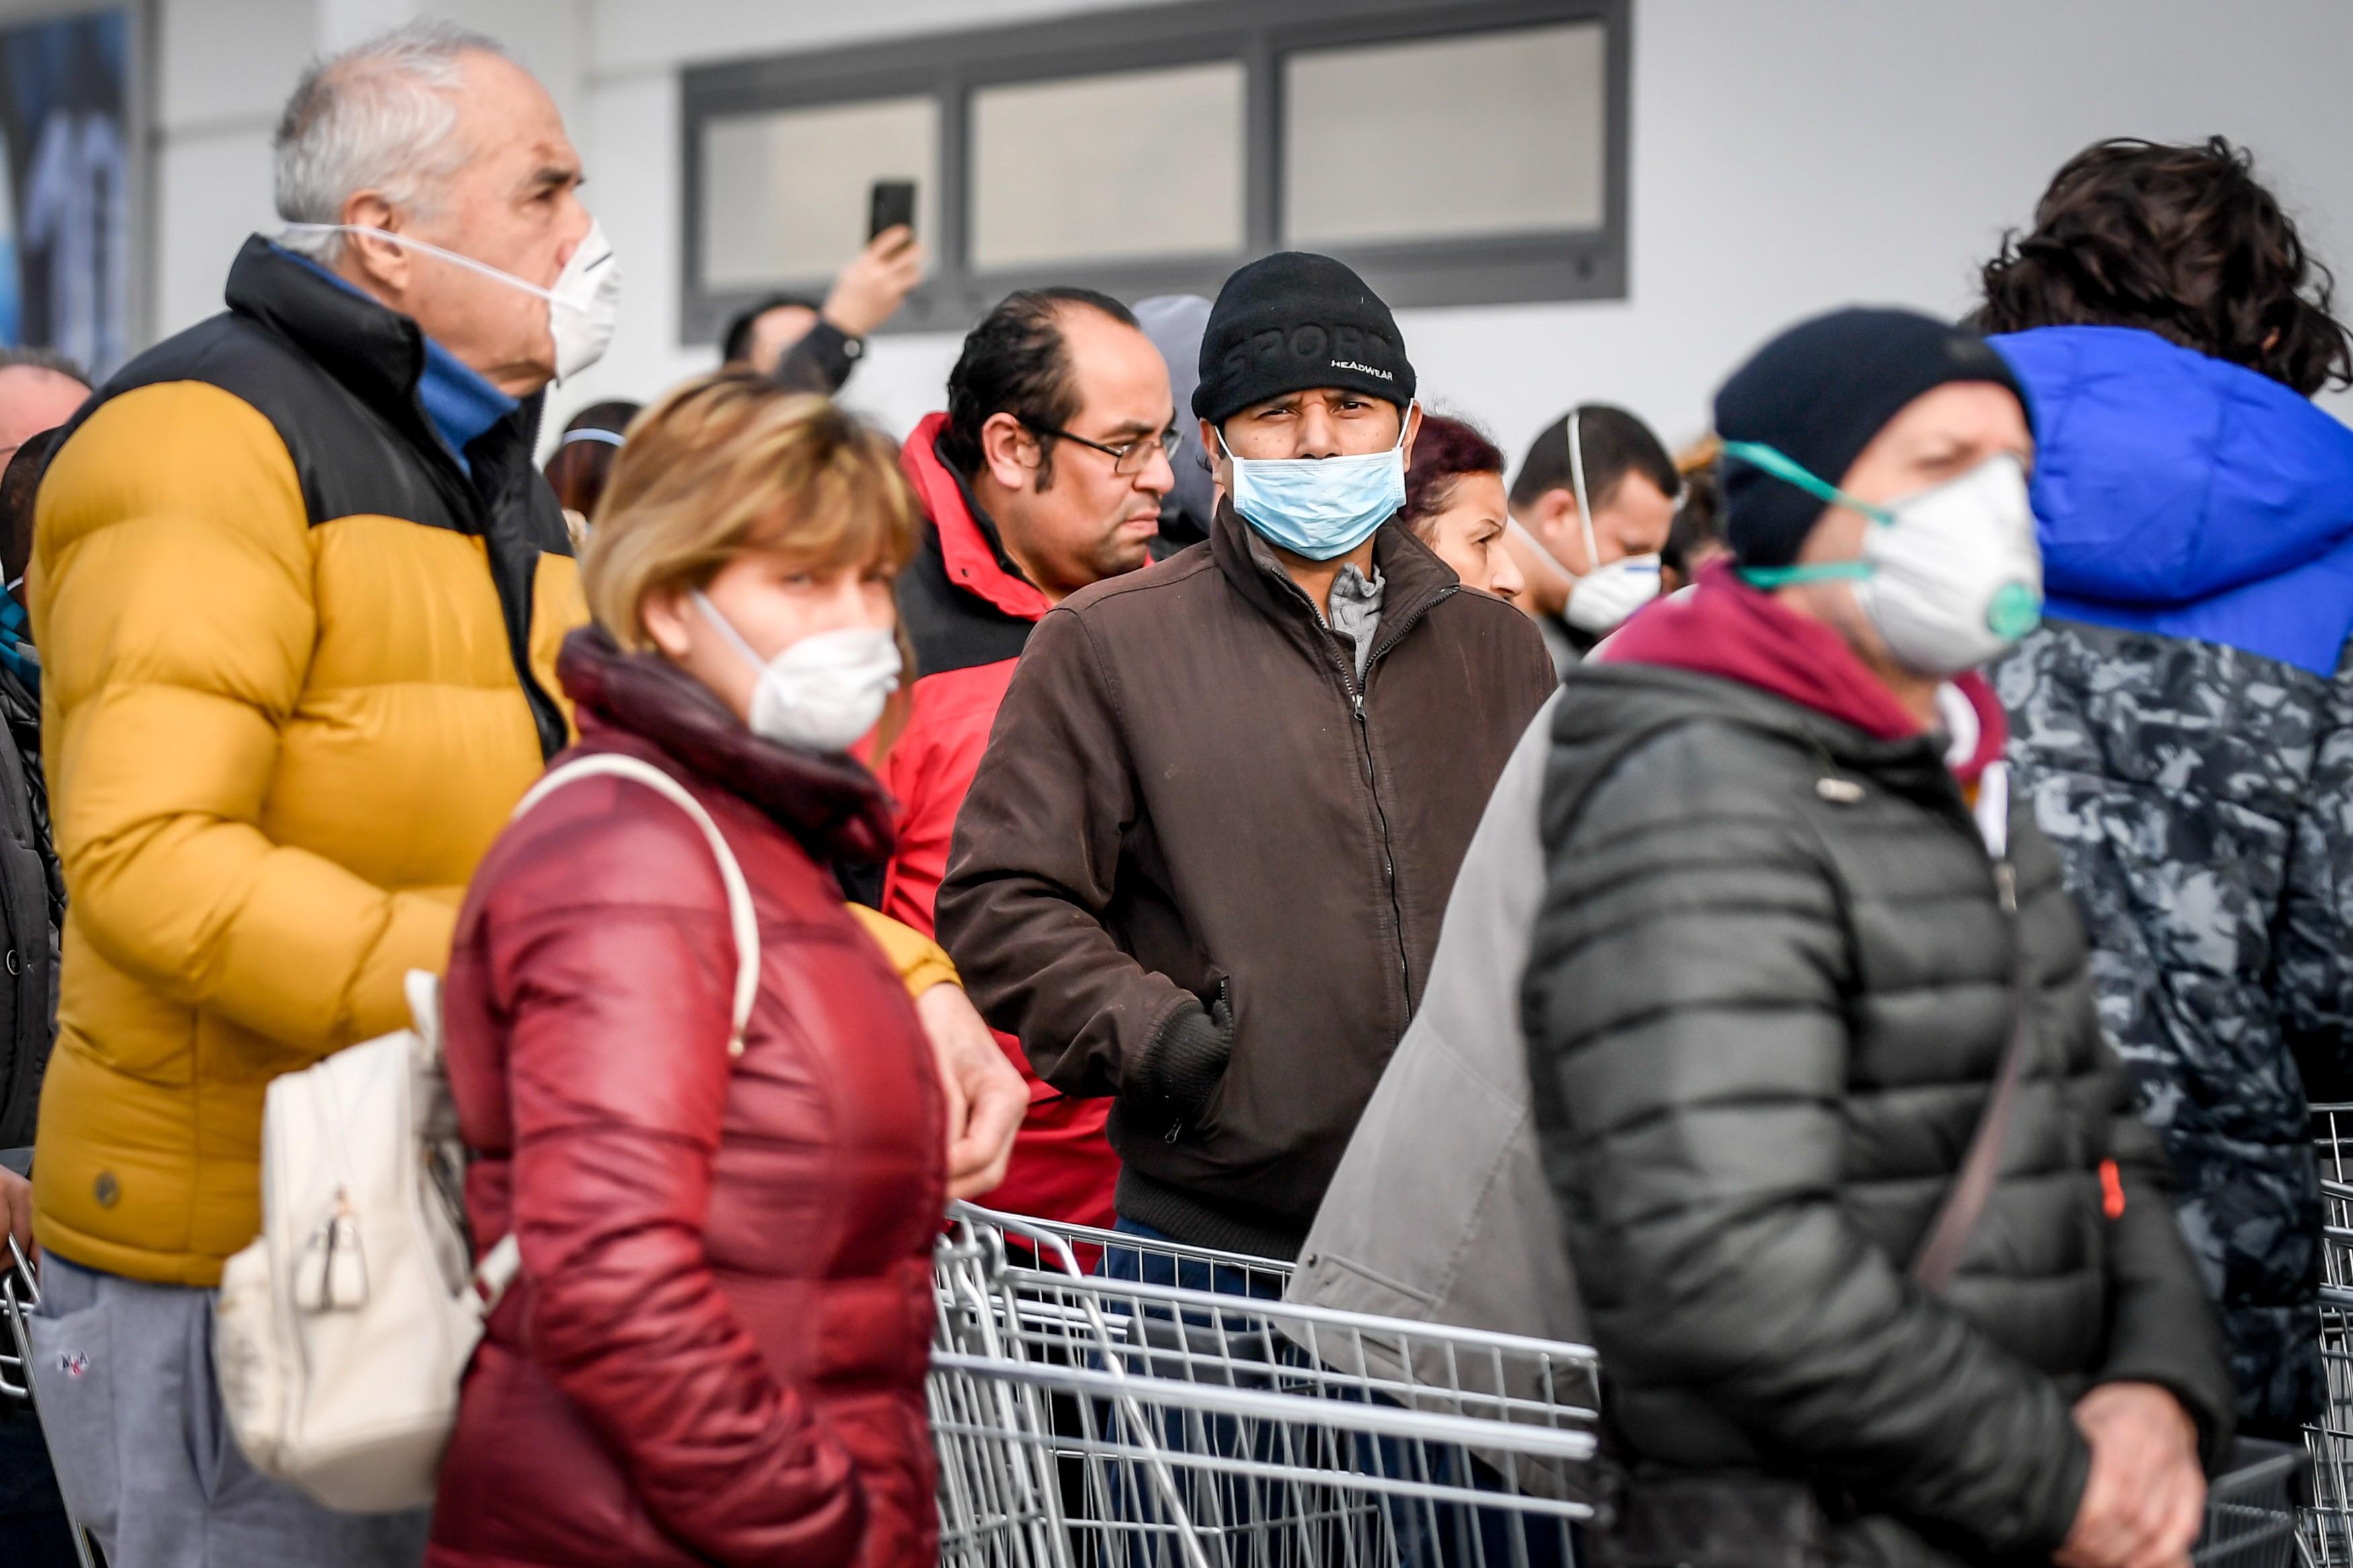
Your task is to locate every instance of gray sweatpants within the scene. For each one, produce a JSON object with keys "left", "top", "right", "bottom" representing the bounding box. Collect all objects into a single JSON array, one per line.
[{"left": 27, "top": 1252, "right": 430, "bottom": 1568}]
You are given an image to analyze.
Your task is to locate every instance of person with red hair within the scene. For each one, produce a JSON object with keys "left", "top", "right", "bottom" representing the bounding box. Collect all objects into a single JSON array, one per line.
[{"left": 1398, "top": 412, "right": 1523, "bottom": 602}]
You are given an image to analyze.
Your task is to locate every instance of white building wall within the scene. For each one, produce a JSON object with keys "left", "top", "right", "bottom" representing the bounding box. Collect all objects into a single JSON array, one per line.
[{"left": 11, "top": 0, "right": 2353, "bottom": 458}]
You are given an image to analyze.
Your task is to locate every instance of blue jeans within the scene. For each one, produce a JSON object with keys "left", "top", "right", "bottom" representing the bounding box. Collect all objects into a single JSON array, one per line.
[
  {"left": 1093, "top": 1218, "right": 1572, "bottom": 1567},
  {"left": 1094, "top": 1214, "right": 1286, "bottom": 1298}
]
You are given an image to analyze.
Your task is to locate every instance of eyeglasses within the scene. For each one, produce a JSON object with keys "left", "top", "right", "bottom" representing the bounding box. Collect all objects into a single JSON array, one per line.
[{"left": 1019, "top": 417, "right": 1182, "bottom": 477}]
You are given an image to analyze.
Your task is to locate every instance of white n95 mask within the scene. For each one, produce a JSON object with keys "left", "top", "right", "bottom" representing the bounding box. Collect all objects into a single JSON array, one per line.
[
  {"left": 1515, "top": 409, "right": 1663, "bottom": 635},
  {"left": 1728, "top": 441, "right": 2042, "bottom": 675},
  {"left": 691, "top": 589, "right": 901, "bottom": 753},
  {"left": 280, "top": 218, "right": 621, "bottom": 383}
]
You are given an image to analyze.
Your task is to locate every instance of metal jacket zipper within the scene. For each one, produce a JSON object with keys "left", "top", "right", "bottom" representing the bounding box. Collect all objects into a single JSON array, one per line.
[{"left": 1327, "top": 584, "right": 1454, "bottom": 1007}]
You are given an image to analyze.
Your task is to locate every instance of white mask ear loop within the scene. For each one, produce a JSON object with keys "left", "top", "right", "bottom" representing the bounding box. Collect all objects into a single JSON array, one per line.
[
  {"left": 282, "top": 223, "right": 561, "bottom": 305},
  {"left": 690, "top": 587, "right": 768, "bottom": 675},
  {"left": 1567, "top": 408, "right": 1602, "bottom": 574}
]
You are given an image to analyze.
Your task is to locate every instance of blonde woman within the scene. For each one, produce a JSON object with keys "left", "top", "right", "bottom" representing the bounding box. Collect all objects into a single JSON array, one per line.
[{"left": 429, "top": 375, "right": 949, "bottom": 1568}]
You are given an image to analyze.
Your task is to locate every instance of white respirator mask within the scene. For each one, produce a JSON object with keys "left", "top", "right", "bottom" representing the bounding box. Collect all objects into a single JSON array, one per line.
[
  {"left": 1513, "top": 409, "right": 1662, "bottom": 635},
  {"left": 1728, "top": 441, "right": 2043, "bottom": 675},
  {"left": 692, "top": 589, "right": 902, "bottom": 753},
  {"left": 280, "top": 218, "right": 621, "bottom": 383}
]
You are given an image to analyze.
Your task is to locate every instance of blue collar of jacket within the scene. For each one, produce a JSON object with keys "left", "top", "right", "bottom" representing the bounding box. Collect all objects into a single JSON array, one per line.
[
  {"left": 0, "top": 592, "right": 36, "bottom": 698},
  {"left": 1991, "top": 325, "right": 2353, "bottom": 677},
  {"left": 268, "top": 241, "right": 518, "bottom": 477}
]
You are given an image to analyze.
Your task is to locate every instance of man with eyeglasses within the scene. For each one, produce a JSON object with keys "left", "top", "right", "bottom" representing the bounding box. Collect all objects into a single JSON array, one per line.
[
  {"left": 884, "top": 286, "right": 1177, "bottom": 1231},
  {"left": 938, "top": 252, "right": 1556, "bottom": 1268}
]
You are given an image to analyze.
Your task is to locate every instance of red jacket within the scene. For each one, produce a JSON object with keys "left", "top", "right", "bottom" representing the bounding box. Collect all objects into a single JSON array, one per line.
[
  {"left": 428, "top": 628, "right": 945, "bottom": 1568},
  {"left": 882, "top": 413, "right": 1119, "bottom": 1228}
]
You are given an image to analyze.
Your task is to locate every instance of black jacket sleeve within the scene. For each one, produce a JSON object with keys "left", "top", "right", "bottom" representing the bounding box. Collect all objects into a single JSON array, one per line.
[
  {"left": 1521, "top": 721, "right": 2091, "bottom": 1557},
  {"left": 771, "top": 321, "right": 860, "bottom": 397},
  {"left": 2084, "top": 1016, "right": 2238, "bottom": 1464}
]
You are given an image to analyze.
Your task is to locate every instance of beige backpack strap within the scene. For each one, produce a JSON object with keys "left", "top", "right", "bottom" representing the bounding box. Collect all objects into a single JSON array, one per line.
[
  {"left": 512, "top": 753, "right": 760, "bottom": 1053},
  {"left": 475, "top": 756, "right": 764, "bottom": 1315}
]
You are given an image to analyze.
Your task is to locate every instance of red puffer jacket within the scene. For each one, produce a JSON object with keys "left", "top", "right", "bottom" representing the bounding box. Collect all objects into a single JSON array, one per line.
[{"left": 427, "top": 627, "right": 945, "bottom": 1568}]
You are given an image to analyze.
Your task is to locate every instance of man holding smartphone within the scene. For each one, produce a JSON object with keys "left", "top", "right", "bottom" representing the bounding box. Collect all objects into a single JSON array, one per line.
[{"left": 720, "top": 220, "right": 923, "bottom": 394}]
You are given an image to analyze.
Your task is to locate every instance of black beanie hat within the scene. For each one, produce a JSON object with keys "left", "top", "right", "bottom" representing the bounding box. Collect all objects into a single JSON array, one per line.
[
  {"left": 1194, "top": 251, "right": 1415, "bottom": 426},
  {"left": 1713, "top": 307, "right": 2030, "bottom": 568}
]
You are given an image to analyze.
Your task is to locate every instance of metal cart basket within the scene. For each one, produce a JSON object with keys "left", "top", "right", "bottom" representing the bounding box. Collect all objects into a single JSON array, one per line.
[
  {"left": 2306, "top": 1104, "right": 2353, "bottom": 1563},
  {"left": 933, "top": 1206, "right": 1599, "bottom": 1568},
  {"left": 936, "top": 1202, "right": 2305, "bottom": 1568}
]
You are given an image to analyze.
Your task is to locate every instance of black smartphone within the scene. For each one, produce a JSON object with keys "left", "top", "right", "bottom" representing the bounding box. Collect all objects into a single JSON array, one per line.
[{"left": 869, "top": 179, "right": 916, "bottom": 243}]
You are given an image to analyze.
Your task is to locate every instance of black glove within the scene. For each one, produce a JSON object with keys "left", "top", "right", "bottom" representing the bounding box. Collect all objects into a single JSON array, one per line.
[{"left": 1135, "top": 988, "right": 1234, "bottom": 1140}]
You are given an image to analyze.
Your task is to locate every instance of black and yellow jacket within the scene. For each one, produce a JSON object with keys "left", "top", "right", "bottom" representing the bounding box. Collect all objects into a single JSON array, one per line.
[{"left": 28, "top": 237, "right": 589, "bottom": 1285}]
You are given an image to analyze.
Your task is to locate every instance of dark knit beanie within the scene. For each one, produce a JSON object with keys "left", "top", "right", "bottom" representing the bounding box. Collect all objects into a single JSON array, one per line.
[
  {"left": 1713, "top": 307, "right": 2030, "bottom": 567},
  {"left": 1194, "top": 251, "right": 1415, "bottom": 425}
]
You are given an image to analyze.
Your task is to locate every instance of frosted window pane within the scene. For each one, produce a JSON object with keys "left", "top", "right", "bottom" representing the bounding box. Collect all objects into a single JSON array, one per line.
[
  {"left": 971, "top": 61, "right": 1244, "bottom": 272},
  {"left": 1283, "top": 24, "right": 1604, "bottom": 249},
  {"left": 701, "top": 97, "right": 938, "bottom": 290}
]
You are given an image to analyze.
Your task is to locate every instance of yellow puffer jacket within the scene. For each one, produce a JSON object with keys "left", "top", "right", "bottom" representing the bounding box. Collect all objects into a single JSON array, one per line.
[
  {"left": 29, "top": 241, "right": 592, "bottom": 1285},
  {"left": 32, "top": 241, "right": 962, "bottom": 1288}
]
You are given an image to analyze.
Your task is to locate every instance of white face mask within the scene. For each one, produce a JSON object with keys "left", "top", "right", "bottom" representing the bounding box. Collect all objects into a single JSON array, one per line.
[
  {"left": 1728, "top": 442, "right": 2043, "bottom": 675},
  {"left": 280, "top": 218, "right": 621, "bottom": 384},
  {"left": 690, "top": 589, "right": 902, "bottom": 753},
  {"left": 1515, "top": 409, "right": 1663, "bottom": 634}
]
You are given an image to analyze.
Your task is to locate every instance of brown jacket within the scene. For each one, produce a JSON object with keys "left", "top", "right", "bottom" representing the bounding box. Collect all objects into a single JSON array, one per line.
[{"left": 936, "top": 499, "right": 1556, "bottom": 1256}]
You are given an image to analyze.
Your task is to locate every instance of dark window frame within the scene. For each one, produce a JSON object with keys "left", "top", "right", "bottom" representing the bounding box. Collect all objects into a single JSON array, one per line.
[{"left": 679, "top": 0, "right": 1630, "bottom": 344}]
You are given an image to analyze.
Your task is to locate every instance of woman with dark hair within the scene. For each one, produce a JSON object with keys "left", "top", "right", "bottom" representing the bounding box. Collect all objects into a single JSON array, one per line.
[
  {"left": 542, "top": 399, "right": 641, "bottom": 546},
  {"left": 1981, "top": 135, "right": 2353, "bottom": 1438},
  {"left": 1398, "top": 412, "right": 1523, "bottom": 602}
]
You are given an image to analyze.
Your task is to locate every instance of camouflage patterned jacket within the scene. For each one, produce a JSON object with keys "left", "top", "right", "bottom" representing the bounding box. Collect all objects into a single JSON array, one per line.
[{"left": 1992, "top": 325, "right": 2353, "bottom": 1434}]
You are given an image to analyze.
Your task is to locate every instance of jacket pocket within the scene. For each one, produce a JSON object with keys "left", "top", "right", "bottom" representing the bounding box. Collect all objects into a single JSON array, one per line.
[
  {"left": 1293, "top": 1248, "right": 1441, "bottom": 1320},
  {"left": 26, "top": 1288, "right": 119, "bottom": 1540}
]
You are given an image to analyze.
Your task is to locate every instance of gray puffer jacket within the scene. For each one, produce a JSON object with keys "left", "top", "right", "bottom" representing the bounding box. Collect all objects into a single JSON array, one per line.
[{"left": 1522, "top": 663, "right": 2233, "bottom": 1563}]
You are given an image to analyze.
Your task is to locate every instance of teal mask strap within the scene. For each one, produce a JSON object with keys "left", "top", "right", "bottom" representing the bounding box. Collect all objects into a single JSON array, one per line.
[
  {"left": 1739, "top": 560, "right": 1874, "bottom": 589},
  {"left": 1722, "top": 440, "right": 1894, "bottom": 589},
  {"left": 1720, "top": 440, "right": 1895, "bottom": 525}
]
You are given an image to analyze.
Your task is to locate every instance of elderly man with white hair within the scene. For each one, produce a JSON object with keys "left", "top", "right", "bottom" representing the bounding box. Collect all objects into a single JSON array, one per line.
[
  {"left": 17, "top": 21, "right": 593, "bottom": 1565},
  {"left": 22, "top": 23, "right": 1024, "bottom": 1555},
  {"left": 18, "top": 18, "right": 1033, "bottom": 1559}
]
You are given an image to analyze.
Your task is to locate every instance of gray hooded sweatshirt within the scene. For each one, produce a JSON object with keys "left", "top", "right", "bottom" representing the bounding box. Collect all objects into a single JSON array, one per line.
[{"left": 1287, "top": 689, "right": 1586, "bottom": 1492}]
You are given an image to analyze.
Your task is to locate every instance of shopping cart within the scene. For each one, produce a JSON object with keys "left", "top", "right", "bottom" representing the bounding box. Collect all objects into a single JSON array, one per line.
[
  {"left": 934, "top": 1206, "right": 1599, "bottom": 1567},
  {"left": 2, "top": 1235, "right": 100, "bottom": 1568},
  {"left": 953, "top": 1200, "right": 1296, "bottom": 1301},
  {"left": 2307, "top": 1104, "right": 2353, "bottom": 1563}
]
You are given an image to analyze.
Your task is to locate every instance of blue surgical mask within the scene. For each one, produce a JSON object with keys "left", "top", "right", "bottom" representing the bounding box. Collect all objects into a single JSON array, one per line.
[{"left": 1218, "top": 408, "right": 1412, "bottom": 560}]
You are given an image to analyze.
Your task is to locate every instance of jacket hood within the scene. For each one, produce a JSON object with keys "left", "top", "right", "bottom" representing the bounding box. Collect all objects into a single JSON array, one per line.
[
  {"left": 556, "top": 626, "right": 896, "bottom": 866},
  {"left": 1991, "top": 325, "right": 2353, "bottom": 676},
  {"left": 899, "top": 411, "right": 1053, "bottom": 623}
]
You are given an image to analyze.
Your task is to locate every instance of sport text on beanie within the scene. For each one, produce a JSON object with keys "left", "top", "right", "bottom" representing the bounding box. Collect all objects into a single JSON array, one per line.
[
  {"left": 1194, "top": 252, "right": 1416, "bottom": 427},
  {"left": 1712, "top": 307, "right": 2030, "bottom": 568}
]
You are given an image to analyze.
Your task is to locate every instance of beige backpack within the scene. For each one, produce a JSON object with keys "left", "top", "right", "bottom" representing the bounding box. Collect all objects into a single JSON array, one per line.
[{"left": 212, "top": 754, "right": 758, "bottom": 1512}]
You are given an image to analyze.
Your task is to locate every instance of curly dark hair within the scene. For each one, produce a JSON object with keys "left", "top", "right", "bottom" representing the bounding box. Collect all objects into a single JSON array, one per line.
[{"left": 1976, "top": 136, "right": 2352, "bottom": 395}]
